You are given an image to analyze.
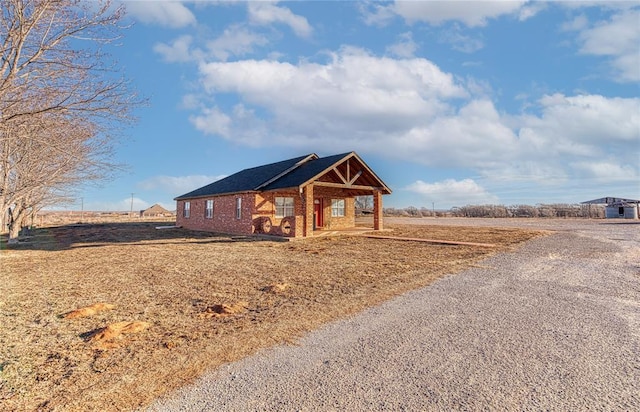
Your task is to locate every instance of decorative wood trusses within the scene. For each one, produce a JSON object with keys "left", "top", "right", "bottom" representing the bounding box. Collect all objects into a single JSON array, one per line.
[{"left": 301, "top": 152, "right": 391, "bottom": 195}]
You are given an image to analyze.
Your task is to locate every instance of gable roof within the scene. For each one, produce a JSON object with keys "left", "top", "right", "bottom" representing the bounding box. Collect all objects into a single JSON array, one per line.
[
  {"left": 259, "top": 153, "right": 352, "bottom": 191},
  {"left": 175, "top": 154, "right": 315, "bottom": 199},
  {"left": 175, "top": 152, "right": 391, "bottom": 200},
  {"left": 141, "top": 204, "right": 171, "bottom": 215}
]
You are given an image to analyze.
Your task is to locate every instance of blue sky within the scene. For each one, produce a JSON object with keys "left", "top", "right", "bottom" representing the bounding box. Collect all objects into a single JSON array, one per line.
[{"left": 76, "top": 0, "right": 639, "bottom": 211}]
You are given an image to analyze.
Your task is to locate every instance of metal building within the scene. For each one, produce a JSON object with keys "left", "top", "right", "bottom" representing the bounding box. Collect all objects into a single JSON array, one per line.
[{"left": 581, "top": 197, "right": 640, "bottom": 219}]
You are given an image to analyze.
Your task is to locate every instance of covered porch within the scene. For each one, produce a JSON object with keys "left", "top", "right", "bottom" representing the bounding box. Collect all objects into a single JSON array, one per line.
[{"left": 298, "top": 153, "right": 391, "bottom": 237}]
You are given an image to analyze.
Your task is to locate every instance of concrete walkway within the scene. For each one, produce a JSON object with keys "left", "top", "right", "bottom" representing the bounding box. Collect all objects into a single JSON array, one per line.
[{"left": 148, "top": 219, "right": 639, "bottom": 411}]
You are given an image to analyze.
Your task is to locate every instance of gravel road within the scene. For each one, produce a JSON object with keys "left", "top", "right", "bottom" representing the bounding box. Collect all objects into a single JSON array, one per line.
[{"left": 148, "top": 218, "right": 640, "bottom": 411}]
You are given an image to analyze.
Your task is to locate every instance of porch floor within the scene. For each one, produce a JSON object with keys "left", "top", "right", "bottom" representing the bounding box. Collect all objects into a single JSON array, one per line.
[
  {"left": 252, "top": 226, "right": 391, "bottom": 242},
  {"left": 312, "top": 226, "right": 385, "bottom": 237}
]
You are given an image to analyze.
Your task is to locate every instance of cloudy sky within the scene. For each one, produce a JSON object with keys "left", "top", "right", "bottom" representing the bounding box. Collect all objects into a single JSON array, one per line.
[{"left": 78, "top": 0, "right": 639, "bottom": 211}]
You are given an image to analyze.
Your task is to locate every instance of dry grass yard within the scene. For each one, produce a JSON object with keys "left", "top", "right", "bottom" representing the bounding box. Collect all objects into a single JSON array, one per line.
[{"left": 0, "top": 221, "right": 545, "bottom": 411}]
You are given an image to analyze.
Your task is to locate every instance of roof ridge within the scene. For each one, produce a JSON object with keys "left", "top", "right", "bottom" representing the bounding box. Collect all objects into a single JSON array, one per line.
[{"left": 253, "top": 153, "right": 317, "bottom": 190}]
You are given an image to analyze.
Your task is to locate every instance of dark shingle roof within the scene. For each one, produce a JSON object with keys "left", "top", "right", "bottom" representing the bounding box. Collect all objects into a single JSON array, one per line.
[
  {"left": 260, "top": 153, "right": 351, "bottom": 191},
  {"left": 175, "top": 154, "right": 316, "bottom": 199},
  {"left": 174, "top": 151, "right": 389, "bottom": 200}
]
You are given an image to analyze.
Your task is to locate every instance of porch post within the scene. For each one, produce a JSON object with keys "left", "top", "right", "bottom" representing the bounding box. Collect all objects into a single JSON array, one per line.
[
  {"left": 373, "top": 189, "right": 383, "bottom": 230},
  {"left": 304, "top": 184, "right": 314, "bottom": 237}
]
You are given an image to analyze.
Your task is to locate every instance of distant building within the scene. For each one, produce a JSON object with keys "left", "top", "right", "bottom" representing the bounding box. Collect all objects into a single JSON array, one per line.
[
  {"left": 140, "top": 204, "right": 173, "bottom": 218},
  {"left": 581, "top": 197, "right": 639, "bottom": 219}
]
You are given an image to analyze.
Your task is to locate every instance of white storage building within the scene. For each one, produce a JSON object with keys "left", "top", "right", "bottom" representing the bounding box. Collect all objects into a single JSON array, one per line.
[{"left": 581, "top": 197, "right": 639, "bottom": 219}]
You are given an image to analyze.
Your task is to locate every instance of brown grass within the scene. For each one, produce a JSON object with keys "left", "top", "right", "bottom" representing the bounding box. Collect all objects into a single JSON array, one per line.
[
  {"left": 87, "top": 321, "right": 151, "bottom": 350},
  {"left": 63, "top": 303, "right": 116, "bottom": 319},
  {"left": 0, "top": 221, "right": 545, "bottom": 411}
]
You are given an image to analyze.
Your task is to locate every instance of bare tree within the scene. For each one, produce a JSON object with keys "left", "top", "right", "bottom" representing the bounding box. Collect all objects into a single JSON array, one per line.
[
  {"left": 354, "top": 195, "right": 373, "bottom": 213},
  {"left": 0, "top": 0, "right": 140, "bottom": 240}
]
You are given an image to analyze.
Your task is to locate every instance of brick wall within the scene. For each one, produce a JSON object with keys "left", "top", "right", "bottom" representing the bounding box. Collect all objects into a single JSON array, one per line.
[
  {"left": 176, "top": 193, "right": 255, "bottom": 235},
  {"left": 253, "top": 191, "right": 302, "bottom": 238},
  {"left": 175, "top": 187, "right": 357, "bottom": 237}
]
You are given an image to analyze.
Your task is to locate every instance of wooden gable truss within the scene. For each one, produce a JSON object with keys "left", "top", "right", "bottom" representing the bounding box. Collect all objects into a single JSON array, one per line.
[
  {"left": 296, "top": 152, "right": 391, "bottom": 236},
  {"left": 302, "top": 152, "right": 391, "bottom": 196}
]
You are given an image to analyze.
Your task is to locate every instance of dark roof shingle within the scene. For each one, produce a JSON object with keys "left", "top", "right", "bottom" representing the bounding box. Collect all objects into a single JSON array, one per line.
[
  {"left": 260, "top": 153, "right": 351, "bottom": 191},
  {"left": 174, "top": 151, "right": 389, "bottom": 200},
  {"left": 175, "top": 154, "right": 315, "bottom": 199}
]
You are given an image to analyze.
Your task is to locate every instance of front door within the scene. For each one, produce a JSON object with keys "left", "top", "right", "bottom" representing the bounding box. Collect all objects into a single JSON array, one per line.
[{"left": 314, "top": 199, "right": 323, "bottom": 229}]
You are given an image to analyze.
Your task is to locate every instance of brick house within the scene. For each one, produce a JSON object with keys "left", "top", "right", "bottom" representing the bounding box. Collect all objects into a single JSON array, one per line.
[{"left": 174, "top": 152, "right": 391, "bottom": 238}]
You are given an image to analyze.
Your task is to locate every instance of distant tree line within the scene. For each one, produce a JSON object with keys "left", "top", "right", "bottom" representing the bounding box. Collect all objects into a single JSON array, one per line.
[{"left": 381, "top": 204, "right": 605, "bottom": 219}]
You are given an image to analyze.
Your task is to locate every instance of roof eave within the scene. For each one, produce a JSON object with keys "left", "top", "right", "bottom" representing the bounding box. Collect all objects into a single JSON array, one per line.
[
  {"left": 174, "top": 190, "right": 258, "bottom": 201},
  {"left": 299, "top": 152, "right": 392, "bottom": 194}
]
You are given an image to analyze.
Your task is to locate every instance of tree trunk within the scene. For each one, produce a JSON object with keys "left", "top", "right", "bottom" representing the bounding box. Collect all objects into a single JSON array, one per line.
[
  {"left": 7, "top": 204, "right": 26, "bottom": 243},
  {"left": 0, "top": 205, "right": 6, "bottom": 235}
]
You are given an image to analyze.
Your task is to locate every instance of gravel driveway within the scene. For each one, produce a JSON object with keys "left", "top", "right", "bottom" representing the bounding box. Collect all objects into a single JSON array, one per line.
[{"left": 148, "top": 218, "right": 640, "bottom": 411}]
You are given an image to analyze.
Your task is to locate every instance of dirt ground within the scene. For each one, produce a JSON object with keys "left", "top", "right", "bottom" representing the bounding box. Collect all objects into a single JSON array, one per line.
[{"left": 0, "top": 220, "right": 544, "bottom": 411}]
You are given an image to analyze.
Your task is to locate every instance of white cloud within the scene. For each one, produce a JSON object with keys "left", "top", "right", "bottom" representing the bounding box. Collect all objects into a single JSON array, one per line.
[
  {"left": 188, "top": 46, "right": 639, "bottom": 192},
  {"left": 506, "top": 93, "right": 640, "bottom": 183},
  {"left": 561, "top": 14, "right": 589, "bottom": 32},
  {"left": 180, "top": 94, "right": 201, "bottom": 110},
  {"left": 575, "top": 9, "right": 640, "bottom": 82},
  {"left": 358, "top": 1, "right": 397, "bottom": 27},
  {"left": 153, "top": 35, "right": 197, "bottom": 63},
  {"left": 438, "top": 25, "right": 484, "bottom": 53},
  {"left": 189, "top": 107, "right": 232, "bottom": 138},
  {"left": 560, "top": 1, "right": 637, "bottom": 11},
  {"left": 361, "top": 0, "right": 537, "bottom": 28},
  {"left": 405, "top": 179, "right": 500, "bottom": 207},
  {"left": 154, "top": 27, "right": 269, "bottom": 63},
  {"left": 198, "top": 46, "right": 465, "bottom": 100},
  {"left": 124, "top": 1, "right": 196, "bottom": 28},
  {"left": 386, "top": 32, "right": 418, "bottom": 58},
  {"left": 392, "top": 99, "right": 519, "bottom": 168},
  {"left": 464, "top": 77, "right": 493, "bottom": 97},
  {"left": 206, "top": 26, "right": 269, "bottom": 61},
  {"left": 191, "top": 103, "right": 270, "bottom": 147},
  {"left": 138, "top": 175, "right": 225, "bottom": 197},
  {"left": 522, "top": 93, "right": 640, "bottom": 146},
  {"left": 247, "top": 2, "right": 312, "bottom": 38},
  {"left": 193, "top": 47, "right": 467, "bottom": 146},
  {"left": 570, "top": 160, "right": 639, "bottom": 182},
  {"left": 391, "top": 1, "right": 529, "bottom": 27},
  {"left": 518, "top": 2, "right": 546, "bottom": 21}
]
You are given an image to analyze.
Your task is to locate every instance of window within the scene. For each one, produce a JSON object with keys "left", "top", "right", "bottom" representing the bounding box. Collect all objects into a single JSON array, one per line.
[
  {"left": 331, "top": 199, "right": 345, "bottom": 217},
  {"left": 183, "top": 201, "right": 190, "bottom": 218},
  {"left": 205, "top": 199, "right": 214, "bottom": 219},
  {"left": 275, "top": 197, "right": 294, "bottom": 218},
  {"left": 236, "top": 197, "right": 242, "bottom": 219}
]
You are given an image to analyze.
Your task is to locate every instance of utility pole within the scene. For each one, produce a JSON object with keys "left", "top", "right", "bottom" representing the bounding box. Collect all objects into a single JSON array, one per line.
[{"left": 130, "top": 193, "right": 135, "bottom": 219}]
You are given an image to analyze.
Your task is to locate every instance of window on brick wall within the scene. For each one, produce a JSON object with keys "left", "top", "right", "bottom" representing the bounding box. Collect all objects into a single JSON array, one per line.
[
  {"left": 205, "top": 199, "right": 214, "bottom": 219},
  {"left": 275, "top": 197, "right": 294, "bottom": 218},
  {"left": 183, "top": 201, "right": 191, "bottom": 218},
  {"left": 236, "top": 197, "right": 242, "bottom": 219},
  {"left": 331, "top": 199, "right": 345, "bottom": 217}
]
